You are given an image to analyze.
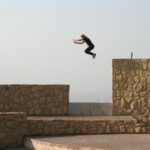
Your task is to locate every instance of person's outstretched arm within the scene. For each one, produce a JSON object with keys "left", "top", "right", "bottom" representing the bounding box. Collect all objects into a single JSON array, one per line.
[{"left": 73, "top": 38, "right": 84, "bottom": 44}]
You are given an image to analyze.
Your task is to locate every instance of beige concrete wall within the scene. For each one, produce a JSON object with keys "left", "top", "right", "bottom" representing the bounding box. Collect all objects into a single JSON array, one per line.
[
  {"left": 0, "top": 112, "right": 27, "bottom": 149},
  {"left": 0, "top": 85, "right": 69, "bottom": 116},
  {"left": 113, "top": 59, "right": 150, "bottom": 124},
  {"left": 69, "top": 103, "right": 112, "bottom": 116}
]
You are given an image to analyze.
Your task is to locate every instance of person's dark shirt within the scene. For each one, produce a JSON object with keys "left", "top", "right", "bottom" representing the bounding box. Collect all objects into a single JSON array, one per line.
[{"left": 82, "top": 36, "right": 94, "bottom": 47}]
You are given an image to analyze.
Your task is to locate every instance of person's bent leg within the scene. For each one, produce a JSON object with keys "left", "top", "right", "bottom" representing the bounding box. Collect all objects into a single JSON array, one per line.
[{"left": 84, "top": 46, "right": 94, "bottom": 56}]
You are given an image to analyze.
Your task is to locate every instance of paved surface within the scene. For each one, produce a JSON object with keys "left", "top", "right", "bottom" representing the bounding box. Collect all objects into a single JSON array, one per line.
[
  {"left": 26, "top": 134, "right": 150, "bottom": 150},
  {"left": 27, "top": 116, "right": 136, "bottom": 121}
]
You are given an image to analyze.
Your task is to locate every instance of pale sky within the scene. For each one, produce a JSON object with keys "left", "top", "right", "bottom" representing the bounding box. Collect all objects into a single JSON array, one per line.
[{"left": 0, "top": 0, "right": 150, "bottom": 102}]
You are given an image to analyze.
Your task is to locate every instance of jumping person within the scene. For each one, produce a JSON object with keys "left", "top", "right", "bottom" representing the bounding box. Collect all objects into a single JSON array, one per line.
[{"left": 73, "top": 34, "right": 96, "bottom": 59}]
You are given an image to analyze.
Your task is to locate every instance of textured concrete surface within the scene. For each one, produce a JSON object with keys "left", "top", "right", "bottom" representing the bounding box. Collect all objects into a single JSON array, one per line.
[
  {"left": 69, "top": 103, "right": 112, "bottom": 116},
  {"left": 27, "top": 116, "right": 135, "bottom": 121},
  {"left": 25, "top": 134, "right": 150, "bottom": 150}
]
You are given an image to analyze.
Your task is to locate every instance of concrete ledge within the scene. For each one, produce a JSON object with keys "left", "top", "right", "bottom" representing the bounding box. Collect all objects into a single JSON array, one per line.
[{"left": 27, "top": 116, "right": 136, "bottom": 121}]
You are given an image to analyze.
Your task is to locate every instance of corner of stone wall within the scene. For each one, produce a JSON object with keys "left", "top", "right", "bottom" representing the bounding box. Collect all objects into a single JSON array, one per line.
[
  {"left": 0, "top": 112, "right": 27, "bottom": 149},
  {"left": 112, "top": 59, "right": 150, "bottom": 125}
]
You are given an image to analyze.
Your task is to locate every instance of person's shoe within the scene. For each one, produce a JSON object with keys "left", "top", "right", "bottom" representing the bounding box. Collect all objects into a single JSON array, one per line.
[{"left": 92, "top": 54, "right": 96, "bottom": 59}]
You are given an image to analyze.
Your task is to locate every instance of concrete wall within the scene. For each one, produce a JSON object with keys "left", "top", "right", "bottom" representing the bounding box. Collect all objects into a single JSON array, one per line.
[
  {"left": 0, "top": 85, "right": 69, "bottom": 116},
  {"left": 69, "top": 103, "right": 112, "bottom": 116},
  {"left": 113, "top": 59, "right": 150, "bottom": 125},
  {"left": 0, "top": 112, "right": 27, "bottom": 149}
]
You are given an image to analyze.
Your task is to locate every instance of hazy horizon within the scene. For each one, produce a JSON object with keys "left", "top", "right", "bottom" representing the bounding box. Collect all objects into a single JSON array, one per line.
[{"left": 0, "top": 0, "right": 150, "bottom": 102}]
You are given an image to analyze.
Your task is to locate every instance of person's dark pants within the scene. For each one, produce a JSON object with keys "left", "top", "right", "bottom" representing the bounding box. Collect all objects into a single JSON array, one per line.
[{"left": 84, "top": 45, "right": 95, "bottom": 56}]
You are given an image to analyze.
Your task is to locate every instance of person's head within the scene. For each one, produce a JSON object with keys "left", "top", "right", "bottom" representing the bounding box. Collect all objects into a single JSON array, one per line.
[{"left": 81, "top": 34, "right": 86, "bottom": 38}]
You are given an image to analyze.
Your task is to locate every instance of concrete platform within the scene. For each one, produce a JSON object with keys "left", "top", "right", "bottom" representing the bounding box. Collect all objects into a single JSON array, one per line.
[{"left": 25, "top": 134, "right": 150, "bottom": 150}]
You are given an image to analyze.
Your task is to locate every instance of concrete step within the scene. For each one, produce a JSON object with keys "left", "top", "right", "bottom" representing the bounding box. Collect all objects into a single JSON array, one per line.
[
  {"left": 24, "top": 134, "right": 150, "bottom": 150},
  {"left": 26, "top": 116, "right": 137, "bottom": 136}
]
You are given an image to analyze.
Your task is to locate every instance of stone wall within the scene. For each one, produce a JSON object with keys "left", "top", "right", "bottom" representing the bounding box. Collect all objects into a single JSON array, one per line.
[
  {"left": 113, "top": 59, "right": 150, "bottom": 125},
  {"left": 0, "top": 85, "right": 69, "bottom": 116},
  {"left": 0, "top": 112, "right": 27, "bottom": 149},
  {"left": 26, "top": 116, "right": 147, "bottom": 136}
]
